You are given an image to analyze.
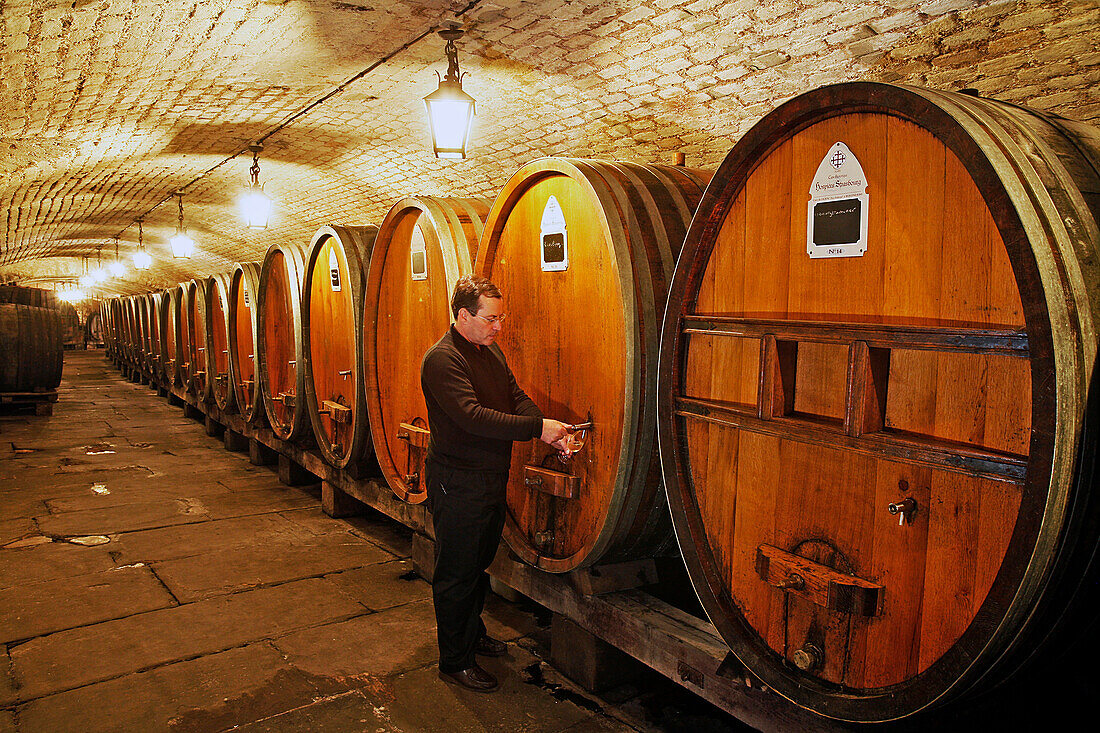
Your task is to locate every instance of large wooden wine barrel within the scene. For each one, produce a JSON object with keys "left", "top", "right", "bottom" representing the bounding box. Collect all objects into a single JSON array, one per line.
[
  {"left": 162, "top": 285, "right": 184, "bottom": 386},
  {"left": 0, "top": 285, "right": 58, "bottom": 309},
  {"left": 146, "top": 293, "right": 163, "bottom": 373},
  {"left": 124, "top": 296, "right": 139, "bottom": 367},
  {"left": 258, "top": 243, "right": 311, "bottom": 442},
  {"left": 85, "top": 308, "right": 104, "bottom": 346},
  {"left": 208, "top": 273, "right": 236, "bottom": 412},
  {"left": 229, "top": 263, "right": 264, "bottom": 425},
  {"left": 365, "top": 196, "right": 491, "bottom": 502},
  {"left": 657, "top": 82, "right": 1100, "bottom": 722},
  {"left": 185, "top": 278, "right": 212, "bottom": 400},
  {"left": 59, "top": 303, "right": 82, "bottom": 348},
  {"left": 301, "top": 225, "right": 378, "bottom": 469},
  {"left": 476, "top": 158, "right": 710, "bottom": 572},
  {"left": 0, "top": 304, "right": 63, "bottom": 391}
]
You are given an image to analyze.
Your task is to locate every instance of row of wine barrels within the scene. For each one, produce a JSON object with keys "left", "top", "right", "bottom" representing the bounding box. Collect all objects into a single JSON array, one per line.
[
  {"left": 230, "top": 263, "right": 264, "bottom": 424},
  {"left": 258, "top": 243, "right": 311, "bottom": 442},
  {"left": 0, "top": 304, "right": 63, "bottom": 391},
  {"left": 657, "top": 82, "right": 1100, "bottom": 722}
]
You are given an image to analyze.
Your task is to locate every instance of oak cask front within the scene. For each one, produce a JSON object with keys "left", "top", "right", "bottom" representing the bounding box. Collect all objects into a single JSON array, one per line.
[
  {"left": 658, "top": 82, "right": 1100, "bottom": 722},
  {"left": 478, "top": 158, "right": 710, "bottom": 572},
  {"left": 365, "top": 196, "right": 490, "bottom": 502}
]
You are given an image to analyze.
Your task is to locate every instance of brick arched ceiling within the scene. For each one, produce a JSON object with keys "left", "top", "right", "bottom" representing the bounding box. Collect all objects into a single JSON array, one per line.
[{"left": 1, "top": 0, "right": 1097, "bottom": 296}]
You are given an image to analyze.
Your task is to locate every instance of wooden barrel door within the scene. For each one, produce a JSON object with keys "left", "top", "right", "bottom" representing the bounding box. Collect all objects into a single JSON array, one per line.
[
  {"left": 478, "top": 158, "right": 710, "bottom": 571},
  {"left": 230, "top": 263, "right": 264, "bottom": 425},
  {"left": 365, "top": 196, "right": 490, "bottom": 502},
  {"left": 658, "top": 82, "right": 1100, "bottom": 721},
  {"left": 303, "top": 225, "right": 378, "bottom": 469},
  {"left": 258, "top": 243, "right": 311, "bottom": 442}
]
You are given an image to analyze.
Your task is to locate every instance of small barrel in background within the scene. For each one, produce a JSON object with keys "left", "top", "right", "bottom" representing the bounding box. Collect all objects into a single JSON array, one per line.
[
  {"left": 476, "top": 158, "right": 711, "bottom": 573},
  {"left": 208, "top": 273, "right": 236, "bottom": 413},
  {"left": 302, "top": 225, "right": 379, "bottom": 471},
  {"left": 364, "top": 196, "right": 491, "bottom": 503},
  {"left": 258, "top": 243, "right": 311, "bottom": 442},
  {"left": 230, "top": 263, "right": 264, "bottom": 425}
]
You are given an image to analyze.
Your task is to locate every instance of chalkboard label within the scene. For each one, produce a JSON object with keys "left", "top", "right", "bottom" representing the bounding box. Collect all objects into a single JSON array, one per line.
[
  {"left": 243, "top": 288, "right": 250, "bottom": 308},
  {"left": 540, "top": 196, "right": 568, "bottom": 272},
  {"left": 329, "top": 249, "right": 341, "bottom": 291},
  {"left": 812, "top": 198, "right": 862, "bottom": 246},
  {"left": 806, "top": 142, "right": 869, "bottom": 259}
]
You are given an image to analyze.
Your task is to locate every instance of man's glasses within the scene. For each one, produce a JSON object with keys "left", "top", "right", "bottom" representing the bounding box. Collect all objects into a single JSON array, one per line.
[{"left": 471, "top": 312, "right": 507, "bottom": 325}]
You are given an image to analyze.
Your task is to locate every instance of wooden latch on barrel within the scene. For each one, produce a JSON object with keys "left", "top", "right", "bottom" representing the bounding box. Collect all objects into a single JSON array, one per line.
[
  {"left": 523, "top": 465, "right": 578, "bottom": 499},
  {"left": 319, "top": 400, "right": 351, "bottom": 424},
  {"left": 755, "top": 544, "right": 883, "bottom": 617},
  {"left": 397, "top": 423, "right": 430, "bottom": 450},
  {"left": 277, "top": 392, "right": 296, "bottom": 407},
  {"left": 214, "top": 372, "right": 229, "bottom": 384}
]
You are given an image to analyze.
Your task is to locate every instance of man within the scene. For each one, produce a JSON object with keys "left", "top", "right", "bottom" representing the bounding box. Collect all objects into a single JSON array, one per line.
[{"left": 421, "top": 274, "right": 571, "bottom": 693}]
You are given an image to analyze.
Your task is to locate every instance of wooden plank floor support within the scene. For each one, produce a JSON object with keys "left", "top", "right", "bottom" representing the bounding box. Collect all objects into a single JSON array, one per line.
[
  {"left": 488, "top": 553, "right": 848, "bottom": 733},
  {"left": 321, "top": 480, "right": 360, "bottom": 518},
  {"left": 249, "top": 437, "right": 276, "bottom": 466},
  {"left": 277, "top": 453, "right": 315, "bottom": 486},
  {"left": 223, "top": 429, "right": 248, "bottom": 452},
  {"left": 551, "top": 615, "right": 645, "bottom": 693},
  {"left": 204, "top": 414, "right": 224, "bottom": 438}
]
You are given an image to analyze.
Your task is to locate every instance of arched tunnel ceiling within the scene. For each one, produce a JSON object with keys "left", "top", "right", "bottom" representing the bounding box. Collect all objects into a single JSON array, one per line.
[{"left": 1, "top": 0, "right": 1098, "bottom": 296}]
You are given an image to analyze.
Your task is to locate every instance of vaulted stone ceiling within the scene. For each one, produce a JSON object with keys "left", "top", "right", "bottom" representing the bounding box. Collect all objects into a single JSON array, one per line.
[{"left": 1, "top": 0, "right": 1097, "bottom": 296}]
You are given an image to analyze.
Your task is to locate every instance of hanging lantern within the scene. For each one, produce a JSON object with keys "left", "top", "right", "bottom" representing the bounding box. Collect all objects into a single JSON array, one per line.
[
  {"left": 170, "top": 192, "right": 195, "bottom": 259},
  {"left": 240, "top": 142, "right": 273, "bottom": 230},
  {"left": 423, "top": 26, "right": 476, "bottom": 159},
  {"left": 133, "top": 219, "right": 152, "bottom": 270}
]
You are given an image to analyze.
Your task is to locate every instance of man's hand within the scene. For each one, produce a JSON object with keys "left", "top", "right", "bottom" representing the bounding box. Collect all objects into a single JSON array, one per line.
[{"left": 540, "top": 419, "right": 570, "bottom": 445}]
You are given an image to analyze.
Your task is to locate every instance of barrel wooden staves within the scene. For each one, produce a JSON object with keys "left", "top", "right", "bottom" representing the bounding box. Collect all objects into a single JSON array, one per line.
[
  {"left": 208, "top": 273, "right": 236, "bottom": 412},
  {"left": 229, "top": 263, "right": 264, "bottom": 425},
  {"left": 301, "top": 225, "right": 379, "bottom": 470},
  {"left": 258, "top": 243, "right": 311, "bottom": 442},
  {"left": 0, "top": 304, "right": 63, "bottom": 392},
  {"left": 365, "top": 196, "right": 491, "bottom": 502},
  {"left": 476, "top": 158, "right": 710, "bottom": 572},
  {"left": 185, "top": 278, "right": 212, "bottom": 400},
  {"left": 657, "top": 82, "right": 1100, "bottom": 722}
]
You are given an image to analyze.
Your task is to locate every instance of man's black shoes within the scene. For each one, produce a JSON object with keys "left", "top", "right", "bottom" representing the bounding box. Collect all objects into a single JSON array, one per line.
[
  {"left": 438, "top": 664, "right": 499, "bottom": 692},
  {"left": 475, "top": 635, "right": 507, "bottom": 657}
]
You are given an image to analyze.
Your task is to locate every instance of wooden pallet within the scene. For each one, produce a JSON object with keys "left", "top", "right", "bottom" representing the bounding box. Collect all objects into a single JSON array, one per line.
[{"left": 0, "top": 389, "right": 58, "bottom": 415}]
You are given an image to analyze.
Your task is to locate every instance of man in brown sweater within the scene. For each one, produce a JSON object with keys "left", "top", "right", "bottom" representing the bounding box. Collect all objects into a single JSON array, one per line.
[{"left": 421, "top": 275, "right": 571, "bottom": 693}]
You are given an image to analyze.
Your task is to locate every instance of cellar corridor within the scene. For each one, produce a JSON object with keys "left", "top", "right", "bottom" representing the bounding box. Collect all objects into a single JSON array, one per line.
[{"left": 0, "top": 351, "right": 646, "bottom": 733}]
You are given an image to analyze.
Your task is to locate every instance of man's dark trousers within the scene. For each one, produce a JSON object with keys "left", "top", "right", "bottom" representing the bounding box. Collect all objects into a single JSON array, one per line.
[{"left": 427, "top": 463, "right": 507, "bottom": 674}]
